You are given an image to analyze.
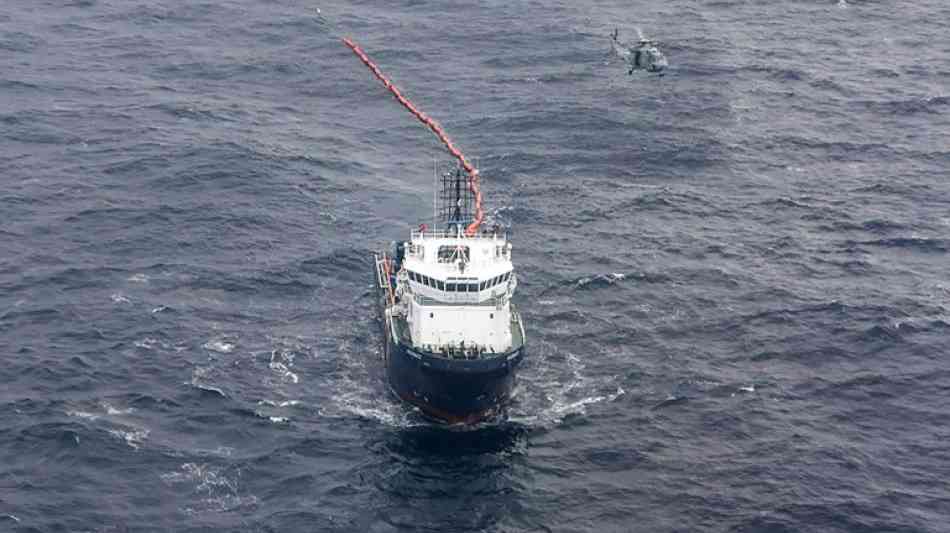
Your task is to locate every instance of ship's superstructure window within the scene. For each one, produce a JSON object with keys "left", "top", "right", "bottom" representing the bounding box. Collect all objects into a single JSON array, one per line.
[
  {"left": 438, "top": 245, "right": 470, "bottom": 263},
  {"left": 406, "top": 270, "right": 510, "bottom": 293}
]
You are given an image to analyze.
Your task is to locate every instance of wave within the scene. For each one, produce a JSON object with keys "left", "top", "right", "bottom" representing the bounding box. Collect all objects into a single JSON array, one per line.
[
  {"left": 160, "top": 462, "right": 259, "bottom": 514},
  {"left": 847, "top": 237, "right": 948, "bottom": 253},
  {"left": 508, "top": 342, "right": 624, "bottom": 427},
  {"left": 855, "top": 95, "right": 950, "bottom": 115}
]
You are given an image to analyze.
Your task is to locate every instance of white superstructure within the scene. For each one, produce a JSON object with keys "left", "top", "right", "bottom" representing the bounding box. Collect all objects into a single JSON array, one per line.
[{"left": 393, "top": 226, "right": 517, "bottom": 355}]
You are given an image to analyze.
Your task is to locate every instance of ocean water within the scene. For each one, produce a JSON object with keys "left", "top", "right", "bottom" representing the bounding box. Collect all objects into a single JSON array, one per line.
[{"left": 2, "top": 0, "right": 949, "bottom": 531}]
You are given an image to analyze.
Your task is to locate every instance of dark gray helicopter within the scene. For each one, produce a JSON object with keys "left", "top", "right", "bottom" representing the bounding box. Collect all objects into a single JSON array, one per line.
[{"left": 610, "top": 28, "right": 668, "bottom": 74}]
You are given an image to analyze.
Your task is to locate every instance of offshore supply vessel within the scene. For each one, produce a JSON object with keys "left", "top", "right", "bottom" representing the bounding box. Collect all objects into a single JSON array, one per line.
[
  {"left": 374, "top": 166, "right": 525, "bottom": 423},
  {"left": 341, "top": 36, "right": 525, "bottom": 423}
]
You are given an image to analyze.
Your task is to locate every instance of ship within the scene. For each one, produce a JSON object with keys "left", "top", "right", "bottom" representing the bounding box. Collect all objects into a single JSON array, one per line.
[{"left": 374, "top": 165, "right": 526, "bottom": 424}]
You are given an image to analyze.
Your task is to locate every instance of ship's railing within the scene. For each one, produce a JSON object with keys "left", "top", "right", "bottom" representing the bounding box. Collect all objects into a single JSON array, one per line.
[
  {"left": 374, "top": 252, "right": 395, "bottom": 306},
  {"left": 509, "top": 306, "right": 525, "bottom": 350},
  {"left": 413, "top": 293, "right": 500, "bottom": 307},
  {"left": 411, "top": 229, "right": 507, "bottom": 241},
  {"left": 391, "top": 307, "right": 524, "bottom": 361}
]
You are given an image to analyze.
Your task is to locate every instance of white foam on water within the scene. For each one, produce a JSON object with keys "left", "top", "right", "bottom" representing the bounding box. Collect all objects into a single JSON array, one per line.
[
  {"left": 161, "top": 463, "right": 258, "bottom": 514},
  {"left": 268, "top": 363, "right": 298, "bottom": 384},
  {"left": 108, "top": 428, "right": 149, "bottom": 449},
  {"left": 739, "top": 384, "right": 756, "bottom": 393},
  {"left": 189, "top": 366, "right": 227, "bottom": 397},
  {"left": 203, "top": 339, "right": 235, "bottom": 354},
  {"left": 110, "top": 293, "right": 131, "bottom": 304},
  {"left": 2, "top": 515, "right": 19, "bottom": 523},
  {"left": 102, "top": 402, "right": 134, "bottom": 415},
  {"left": 67, "top": 410, "right": 100, "bottom": 420},
  {"left": 268, "top": 347, "right": 299, "bottom": 384},
  {"left": 318, "top": 335, "right": 420, "bottom": 427},
  {"left": 258, "top": 399, "right": 300, "bottom": 408},
  {"left": 511, "top": 386, "right": 625, "bottom": 426},
  {"left": 134, "top": 338, "right": 161, "bottom": 350},
  {"left": 151, "top": 305, "right": 168, "bottom": 314},
  {"left": 837, "top": 0, "right": 848, "bottom": 8},
  {"left": 128, "top": 273, "right": 149, "bottom": 283},
  {"left": 199, "top": 446, "right": 234, "bottom": 458},
  {"left": 509, "top": 341, "right": 625, "bottom": 427}
]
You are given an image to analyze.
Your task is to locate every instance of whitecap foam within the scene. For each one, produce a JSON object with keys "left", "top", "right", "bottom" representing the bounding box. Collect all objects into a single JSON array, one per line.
[
  {"left": 161, "top": 463, "right": 258, "bottom": 513},
  {"left": 161, "top": 463, "right": 235, "bottom": 491},
  {"left": 319, "top": 399, "right": 415, "bottom": 427},
  {"left": 318, "top": 343, "right": 421, "bottom": 427},
  {"left": 269, "top": 348, "right": 299, "bottom": 384},
  {"left": 108, "top": 428, "right": 149, "bottom": 449},
  {"left": 134, "top": 338, "right": 160, "bottom": 350},
  {"left": 110, "top": 293, "right": 131, "bottom": 304},
  {"left": 102, "top": 402, "right": 134, "bottom": 415},
  {"left": 128, "top": 273, "right": 149, "bottom": 283},
  {"left": 258, "top": 399, "right": 301, "bottom": 408},
  {"left": 189, "top": 366, "right": 227, "bottom": 397},
  {"left": 203, "top": 339, "right": 235, "bottom": 354},
  {"left": 183, "top": 494, "right": 259, "bottom": 514},
  {"left": 268, "top": 362, "right": 299, "bottom": 384},
  {"left": 66, "top": 410, "right": 100, "bottom": 421},
  {"left": 508, "top": 340, "right": 624, "bottom": 427}
]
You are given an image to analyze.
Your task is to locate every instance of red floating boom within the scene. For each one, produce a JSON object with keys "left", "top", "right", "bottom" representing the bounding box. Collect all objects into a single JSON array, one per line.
[{"left": 342, "top": 37, "right": 485, "bottom": 236}]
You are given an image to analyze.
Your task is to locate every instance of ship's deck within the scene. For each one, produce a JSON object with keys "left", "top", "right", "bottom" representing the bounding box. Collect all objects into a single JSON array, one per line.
[{"left": 392, "top": 305, "right": 525, "bottom": 360}]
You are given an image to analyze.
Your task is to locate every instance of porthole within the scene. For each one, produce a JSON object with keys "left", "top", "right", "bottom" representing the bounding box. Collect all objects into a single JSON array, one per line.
[{"left": 429, "top": 312, "right": 434, "bottom": 318}]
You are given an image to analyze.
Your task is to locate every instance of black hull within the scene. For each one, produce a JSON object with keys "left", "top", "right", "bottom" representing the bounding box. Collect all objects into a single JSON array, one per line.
[{"left": 385, "top": 335, "right": 523, "bottom": 424}]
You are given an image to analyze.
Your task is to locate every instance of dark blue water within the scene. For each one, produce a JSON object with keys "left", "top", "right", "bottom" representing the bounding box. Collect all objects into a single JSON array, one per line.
[{"left": 2, "top": 1, "right": 949, "bottom": 531}]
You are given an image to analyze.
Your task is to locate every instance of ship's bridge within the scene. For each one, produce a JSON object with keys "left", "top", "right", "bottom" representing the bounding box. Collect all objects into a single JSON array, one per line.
[
  {"left": 395, "top": 226, "right": 517, "bottom": 352},
  {"left": 399, "top": 228, "right": 515, "bottom": 305}
]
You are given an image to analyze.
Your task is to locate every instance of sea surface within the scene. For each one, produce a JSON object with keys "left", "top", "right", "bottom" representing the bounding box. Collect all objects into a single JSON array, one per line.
[{"left": 2, "top": 0, "right": 949, "bottom": 531}]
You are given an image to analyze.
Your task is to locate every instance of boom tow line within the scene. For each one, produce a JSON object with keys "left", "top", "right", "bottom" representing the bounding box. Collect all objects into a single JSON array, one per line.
[{"left": 342, "top": 37, "right": 485, "bottom": 236}]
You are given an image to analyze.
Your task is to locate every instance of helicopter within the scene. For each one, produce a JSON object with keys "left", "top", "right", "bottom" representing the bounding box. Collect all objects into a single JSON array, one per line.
[{"left": 610, "top": 28, "right": 668, "bottom": 74}]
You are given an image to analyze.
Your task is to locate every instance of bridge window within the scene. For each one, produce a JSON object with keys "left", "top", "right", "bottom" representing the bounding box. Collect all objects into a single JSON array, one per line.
[
  {"left": 468, "top": 283, "right": 478, "bottom": 292},
  {"left": 446, "top": 282, "right": 457, "bottom": 292},
  {"left": 438, "top": 245, "right": 470, "bottom": 263},
  {"left": 436, "top": 280, "right": 444, "bottom": 290}
]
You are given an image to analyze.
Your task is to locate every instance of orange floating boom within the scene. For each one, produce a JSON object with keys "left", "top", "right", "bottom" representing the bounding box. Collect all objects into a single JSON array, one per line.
[{"left": 342, "top": 37, "right": 485, "bottom": 236}]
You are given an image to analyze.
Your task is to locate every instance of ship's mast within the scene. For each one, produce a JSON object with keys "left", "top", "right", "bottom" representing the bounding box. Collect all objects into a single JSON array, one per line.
[{"left": 437, "top": 161, "right": 476, "bottom": 236}]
